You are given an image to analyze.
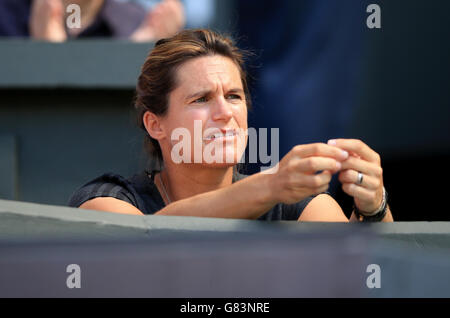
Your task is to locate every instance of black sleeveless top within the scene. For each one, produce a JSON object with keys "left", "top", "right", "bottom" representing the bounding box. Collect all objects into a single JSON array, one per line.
[{"left": 68, "top": 170, "right": 318, "bottom": 221}]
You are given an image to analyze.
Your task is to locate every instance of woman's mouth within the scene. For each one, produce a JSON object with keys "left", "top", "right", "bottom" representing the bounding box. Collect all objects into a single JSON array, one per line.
[{"left": 203, "top": 130, "right": 238, "bottom": 141}]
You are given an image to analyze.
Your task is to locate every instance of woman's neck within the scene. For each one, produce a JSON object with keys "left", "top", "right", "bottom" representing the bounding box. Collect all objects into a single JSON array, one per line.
[{"left": 158, "top": 163, "right": 234, "bottom": 204}]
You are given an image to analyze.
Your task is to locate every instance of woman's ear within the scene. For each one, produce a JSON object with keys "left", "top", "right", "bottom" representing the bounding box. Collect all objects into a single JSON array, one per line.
[{"left": 143, "top": 111, "right": 166, "bottom": 141}]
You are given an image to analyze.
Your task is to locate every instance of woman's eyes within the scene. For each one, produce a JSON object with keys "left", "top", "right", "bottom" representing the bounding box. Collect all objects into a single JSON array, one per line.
[
  {"left": 226, "top": 94, "right": 242, "bottom": 100},
  {"left": 192, "top": 94, "right": 242, "bottom": 104},
  {"left": 194, "top": 96, "right": 208, "bottom": 103}
]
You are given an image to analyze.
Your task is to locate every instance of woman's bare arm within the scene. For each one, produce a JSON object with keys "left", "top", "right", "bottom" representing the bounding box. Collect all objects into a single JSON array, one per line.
[
  {"left": 79, "top": 197, "right": 145, "bottom": 215},
  {"left": 79, "top": 172, "right": 276, "bottom": 219},
  {"left": 78, "top": 143, "right": 349, "bottom": 221}
]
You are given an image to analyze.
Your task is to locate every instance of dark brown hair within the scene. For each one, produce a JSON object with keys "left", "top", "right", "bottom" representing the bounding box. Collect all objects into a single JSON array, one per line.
[{"left": 134, "top": 29, "right": 252, "bottom": 163}]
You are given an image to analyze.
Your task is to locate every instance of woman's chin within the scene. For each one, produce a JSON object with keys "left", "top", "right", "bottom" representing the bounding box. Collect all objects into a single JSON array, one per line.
[
  {"left": 200, "top": 157, "right": 240, "bottom": 168},
  {"left": 201, "top": 153, "right": 243, "bottom": 168}
]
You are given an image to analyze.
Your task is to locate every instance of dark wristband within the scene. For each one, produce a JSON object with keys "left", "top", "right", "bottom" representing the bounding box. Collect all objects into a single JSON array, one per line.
[{"left": 353, "top": 188, "right": 388, "bottom": 222}]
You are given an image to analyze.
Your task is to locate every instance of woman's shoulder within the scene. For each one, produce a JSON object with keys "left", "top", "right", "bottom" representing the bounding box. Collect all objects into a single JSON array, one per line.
[
  {"left": 67, "top": 172, "right": 138, "bottom": 208},
  {"left": 67, "top": 170, "right": 164, "bottom": 214}
]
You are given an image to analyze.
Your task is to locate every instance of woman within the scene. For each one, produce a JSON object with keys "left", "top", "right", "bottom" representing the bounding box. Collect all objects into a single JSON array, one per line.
[{"left": 69, "top": 29, "right": 393, "bottom": 223}]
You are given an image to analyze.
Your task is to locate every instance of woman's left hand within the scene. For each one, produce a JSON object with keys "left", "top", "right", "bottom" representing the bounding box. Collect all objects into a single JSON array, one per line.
[{"left": 327, "top": 139, "right": 384, "bottom": 214}]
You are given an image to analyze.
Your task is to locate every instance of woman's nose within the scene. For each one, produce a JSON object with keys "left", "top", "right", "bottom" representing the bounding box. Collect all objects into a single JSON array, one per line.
[{"left": 211, "top": 96, "right": 233, "bottom": 122}]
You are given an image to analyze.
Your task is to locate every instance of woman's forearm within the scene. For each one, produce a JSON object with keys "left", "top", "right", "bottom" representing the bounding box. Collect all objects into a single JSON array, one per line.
[{"left": 154, "top": 172, "right": 278, "bottom": 219}]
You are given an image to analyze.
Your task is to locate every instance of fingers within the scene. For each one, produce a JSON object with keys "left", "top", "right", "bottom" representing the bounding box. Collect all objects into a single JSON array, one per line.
[
  {"left": 289, "top": 156, "right": 342, "bottom": 174},
  {"left": 275, "top": 145, "right": 341, "bottom": 204},
  {"left": 325, "top": 138, "right": 385, "bottom": 214},
  {"left": 341, "top": 183, "right": 379, "bottom": 203},
  {"left": 291, "top": 143, "right": 349, "bottom": 161},
  {"left": 340, "top": 156, "right": 383, "bottom": 177},
  {"left": 301, "top": 171, "right": 332, "bottom": 189},
  {"left": 328, "top": 139, "right": 380, "bottom": 164},
  {"left": 338, "top": 169, "right": 381, "bottom": 190},
  {"left": 285, "top": 170, "right": 331, "bottom": 195}
]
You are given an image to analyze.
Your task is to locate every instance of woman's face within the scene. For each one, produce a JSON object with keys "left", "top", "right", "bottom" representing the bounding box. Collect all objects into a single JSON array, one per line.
[{"left": 161, "top": 55, "right": 248, "bottom": 167}]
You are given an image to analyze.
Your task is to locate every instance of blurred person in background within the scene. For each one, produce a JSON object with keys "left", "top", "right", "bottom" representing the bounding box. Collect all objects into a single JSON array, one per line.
[
  {"left": 132, "top": 0, "right": 215, "bottom": 29},
  {"left": 0, "top": 0, "right": 185, "bottom": 42}
]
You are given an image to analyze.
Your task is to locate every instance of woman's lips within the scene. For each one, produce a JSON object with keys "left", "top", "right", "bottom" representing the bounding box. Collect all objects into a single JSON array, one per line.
[{"left": 203, "top": 129, "right": 239, "bottom": 141}]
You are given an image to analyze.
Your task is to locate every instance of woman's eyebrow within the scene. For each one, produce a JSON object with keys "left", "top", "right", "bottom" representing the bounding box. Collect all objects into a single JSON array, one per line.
[
  {"left": 227, "top": 88, "right": 244, "bottom": 94},
  {"left": 185, "top": 90, "right": 211, "bottom": 101},
  {"left": 185, "top": 88, "right": 244, "bottom": 101}
]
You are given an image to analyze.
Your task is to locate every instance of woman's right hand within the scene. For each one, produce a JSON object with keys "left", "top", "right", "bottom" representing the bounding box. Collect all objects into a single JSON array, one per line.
[{"left": 265, "top": 143, "right": 349, "bottom": 204}]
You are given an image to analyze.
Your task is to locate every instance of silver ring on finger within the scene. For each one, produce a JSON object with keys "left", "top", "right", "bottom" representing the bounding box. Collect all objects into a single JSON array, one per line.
[{"left": 356, "top": 172, "right": 364, "bottom": 185}]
